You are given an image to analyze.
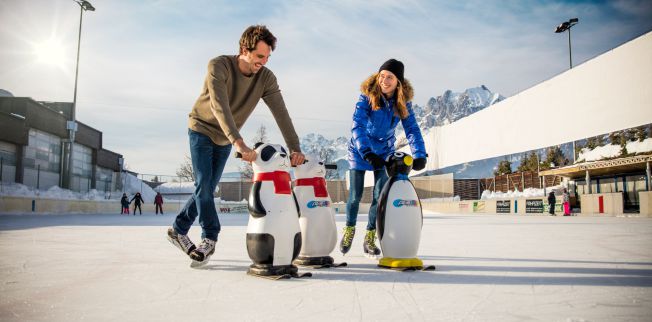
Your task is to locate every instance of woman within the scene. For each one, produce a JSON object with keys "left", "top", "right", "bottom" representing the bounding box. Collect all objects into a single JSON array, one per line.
[
  {"left": 562, "top": 188, "right": 571, "bottom": 216},
  {"left": 340, "top": 59, "right": 427, "bottom": 258}
]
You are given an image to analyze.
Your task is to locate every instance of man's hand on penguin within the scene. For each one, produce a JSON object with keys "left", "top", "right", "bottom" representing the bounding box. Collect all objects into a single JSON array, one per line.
[{"left": 290, "top": 152, "right": 305, "bottom": 166}]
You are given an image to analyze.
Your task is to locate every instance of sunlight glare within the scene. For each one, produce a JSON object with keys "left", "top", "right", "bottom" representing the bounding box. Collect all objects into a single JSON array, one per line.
[{"left": 33, "top": 38, "right": 67, "bottom": 68}]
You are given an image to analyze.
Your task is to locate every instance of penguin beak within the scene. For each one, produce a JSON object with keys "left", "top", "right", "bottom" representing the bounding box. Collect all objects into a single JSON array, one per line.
[{"left": 404, "top": 155, "right": 413, "bottom": 166}]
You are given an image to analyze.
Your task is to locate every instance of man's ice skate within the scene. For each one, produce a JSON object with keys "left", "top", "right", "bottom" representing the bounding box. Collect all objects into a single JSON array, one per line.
[
  {"left": 363, "top": 229, "right": 381, "bottom": 259},
  {"left": 189, "top": 238, "right": 216, "bottom": 268},
  {"left": 166, "top": 227, "right": 196, "bottom": 256},
  {"left": 339, "top": 226, "right": 355, "bottom": 255}
]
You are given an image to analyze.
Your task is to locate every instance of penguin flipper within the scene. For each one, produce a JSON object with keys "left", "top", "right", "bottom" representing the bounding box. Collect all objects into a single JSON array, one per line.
[
  {"left": 292, "top": 192, "right": 301, "bottom": 217},
  {"left": 377, "top": 176, "right": 399, "bottom": 240},
  {"left": 248, "top": 182, "right": 267, "bottom": 218}
]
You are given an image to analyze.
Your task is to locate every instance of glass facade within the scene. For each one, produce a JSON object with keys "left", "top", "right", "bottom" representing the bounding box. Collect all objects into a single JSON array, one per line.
[
  {"left": 71, "top": 143, "right": 93, "bottom": 192},
  {"left": 25, "top": 129, "right": 61, "bottom": 172},
  {"left": 95, "top": 166, "right": 114, "bottom": 192}
]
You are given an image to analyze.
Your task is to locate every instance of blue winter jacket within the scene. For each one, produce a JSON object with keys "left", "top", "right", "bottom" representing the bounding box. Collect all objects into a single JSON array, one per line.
[{"left": 347, "top": 94, "right": 427, "bottom": 170}]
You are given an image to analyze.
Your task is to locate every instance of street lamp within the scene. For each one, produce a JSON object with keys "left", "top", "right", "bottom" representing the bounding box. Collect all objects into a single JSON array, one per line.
[
  {"left": 554, "top": 17, "right": 579, "bottom": 69},
  {"left": 62, "top": 0, "right": 94, "bottom": 190}
]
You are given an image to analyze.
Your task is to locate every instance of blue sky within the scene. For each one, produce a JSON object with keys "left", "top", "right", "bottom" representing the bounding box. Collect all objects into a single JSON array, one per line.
[{"left": 1, "top": 0, "right": 651, "bottom": 176}]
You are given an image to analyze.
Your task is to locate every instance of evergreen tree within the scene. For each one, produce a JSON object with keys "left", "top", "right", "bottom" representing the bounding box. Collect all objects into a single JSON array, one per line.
[
  {"left": 635, "top": 126, "right": 647, "bottom": 142},
  {"left": 541, "top": 146, "right": 564, "bottom": 169},
  {"left": 494, "top": 160, "right": 512, "bottom": 176},
  {"left": 517, "top": 152, "right": 539, "bottom": 172}
]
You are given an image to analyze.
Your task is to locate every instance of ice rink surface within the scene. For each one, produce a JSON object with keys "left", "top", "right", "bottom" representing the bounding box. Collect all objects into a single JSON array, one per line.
[{"left": 1, "top": 211, "right": 651, "bottom": 322}]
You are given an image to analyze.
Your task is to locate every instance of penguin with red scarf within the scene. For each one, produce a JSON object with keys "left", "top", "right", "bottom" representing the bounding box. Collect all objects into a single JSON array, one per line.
[
  {"left": 243, "top": 143, "right": 311, "bottom": 279},
  {"left": 292, "top": 154, "right": 347, "bottom": 268}
]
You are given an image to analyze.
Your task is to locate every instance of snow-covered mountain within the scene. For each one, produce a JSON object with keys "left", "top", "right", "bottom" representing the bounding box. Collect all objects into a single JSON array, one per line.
[{"left": 414, "top": 85, "right": 504, "bottom": 128}]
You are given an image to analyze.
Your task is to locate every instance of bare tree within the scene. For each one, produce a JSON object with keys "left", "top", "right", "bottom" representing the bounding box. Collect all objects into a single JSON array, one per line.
[
  {"left": 176, "top": 155, "right": 194, "bottom": 181},
  {"left": 239, "top": 124, "right": 268, "bottom": 179}
]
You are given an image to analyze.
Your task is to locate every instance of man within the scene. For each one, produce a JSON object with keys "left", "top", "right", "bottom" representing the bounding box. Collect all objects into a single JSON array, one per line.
[{"left": 167, "top": 25, "right": 305, "bottom": 265}]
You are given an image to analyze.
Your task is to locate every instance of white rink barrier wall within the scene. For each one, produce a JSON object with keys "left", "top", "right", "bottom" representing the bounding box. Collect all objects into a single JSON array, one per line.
[
  {"left": 0, "top": 197, "right": 360, "bottom": 215},
  {"left": 425, "top": 32, "right": 652, "bottom": 171},
  {"left": 4, "top": 195, "right": 645, "bottom": 216},
  {"left": 422, "top": 191, "right": 651, "bottom": 217}
]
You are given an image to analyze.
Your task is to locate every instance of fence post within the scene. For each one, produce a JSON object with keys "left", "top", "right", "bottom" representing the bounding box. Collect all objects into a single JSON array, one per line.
[{"left": 37, "top": 164, "right": 41, "bottom": 190}]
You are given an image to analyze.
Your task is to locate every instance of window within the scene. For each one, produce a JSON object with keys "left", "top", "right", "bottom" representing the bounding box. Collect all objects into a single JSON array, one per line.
[{"left": 25, "top": 129, "right": 61, "bottom": 172}]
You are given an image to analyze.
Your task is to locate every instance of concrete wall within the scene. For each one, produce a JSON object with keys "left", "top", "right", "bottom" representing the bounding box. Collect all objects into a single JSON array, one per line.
[
  {"left": 425, "top": 32, "right": 652, "bottom": 171},
  {"left": 580, "top": 193, "right": 624, "bottom": 215},
  {"left": 637, "top": 191, "right": 652, "bottom": 217}
]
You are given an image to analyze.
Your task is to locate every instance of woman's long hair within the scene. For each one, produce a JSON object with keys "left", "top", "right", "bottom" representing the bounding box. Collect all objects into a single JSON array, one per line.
[{"left": 360, "top": 72, "right": 414, "bottom": 119}]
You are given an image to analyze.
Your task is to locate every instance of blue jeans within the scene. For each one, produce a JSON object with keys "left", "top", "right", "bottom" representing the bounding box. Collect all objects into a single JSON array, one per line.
[
  {"left": 345, "top": 169, "right": 388, "bottom": 231},
  {"left": 173, "top": 129, "right": 231, "bottom": 241}
]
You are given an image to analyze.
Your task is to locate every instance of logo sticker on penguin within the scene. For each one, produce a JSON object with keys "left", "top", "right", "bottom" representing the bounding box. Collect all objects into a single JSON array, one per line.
[
  {"left": 307, "top": 200, "right": 330, "bottom": 208},
  {"left": 392, "top": 199, "right": 419, "bottom": 208}
]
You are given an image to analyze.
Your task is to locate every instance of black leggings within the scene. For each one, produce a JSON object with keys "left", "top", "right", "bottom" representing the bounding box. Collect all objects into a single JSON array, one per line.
[{"left": 133, "top": 204, "right": 142, "bottom": 214}]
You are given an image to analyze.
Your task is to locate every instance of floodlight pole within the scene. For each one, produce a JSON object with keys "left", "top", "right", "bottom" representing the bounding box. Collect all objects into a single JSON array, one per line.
[
  {"left": 555, "top": 18, "right": 579, "bottom": 69},
  {"left": 62, "top": 0, "right": 94, "bottom": 190}
]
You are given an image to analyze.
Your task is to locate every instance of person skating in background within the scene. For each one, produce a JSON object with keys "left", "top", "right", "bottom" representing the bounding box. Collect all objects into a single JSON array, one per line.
[
  {"left": 154, "top": 192, "right": 164, "bottom": 215},
  {"left": 131, "top": 192, "right": 145, "bottom": 215},
  {"left": 120, "top": 193, "right": 130, "bottom": 215},
  {"left": 547, "top": 191, "right": 556, "bottom": 216},
  {"left": 341, "top": 58, "right": 427, "bottom": 258},
  {"left": 167, "top": 25, "right": 305, "bottom": 266},
  {"left": 563, "top": 188, "right": 571, "bottom": 216}
]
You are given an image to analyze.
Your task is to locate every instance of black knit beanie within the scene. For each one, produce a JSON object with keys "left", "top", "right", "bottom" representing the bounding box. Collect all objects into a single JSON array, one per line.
[{"left": 378, "top": 59, "right": 404, "bottom": 83}]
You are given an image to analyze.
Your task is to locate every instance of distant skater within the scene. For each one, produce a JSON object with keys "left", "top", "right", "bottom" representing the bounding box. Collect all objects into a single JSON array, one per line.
[
  {"left": 563, "top": 188, "right": 571, "bottom": 216},
  {"left": 131, "top": 192, "right": 145, "bottom": 215},
  {"left": 547, "top": 191, "right": 556, "bottom": 216},
  {"left": 120, "top": 193, "right": 130, "bottom": 215},
  {"left": 154, "top": 192, "right": 164, "bottom": 215}
]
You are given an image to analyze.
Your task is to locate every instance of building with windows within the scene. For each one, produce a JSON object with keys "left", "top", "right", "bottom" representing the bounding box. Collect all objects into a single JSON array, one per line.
[{"left": 0, "top": 95, "right": 123, "bottom": 193}]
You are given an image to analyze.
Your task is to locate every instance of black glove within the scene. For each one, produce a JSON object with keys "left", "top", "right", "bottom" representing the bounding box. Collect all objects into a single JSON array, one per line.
[
  {"left": 413, "top": 157, "right": 427, "bottom": 171},
  {"left": 364, "top": 153, "right": 385, "bottom": 169}
]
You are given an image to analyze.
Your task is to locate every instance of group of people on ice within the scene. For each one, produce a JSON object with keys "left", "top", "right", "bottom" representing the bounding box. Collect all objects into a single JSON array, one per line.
[
  {"left": 120, "top": 192, "right": 165, "bottom": 215},
  {"left": 547, "top": 188, "right": 572, "bottom": 216},
  {"left": 165, "top": 25, "right": 427, "bottom": 264}
]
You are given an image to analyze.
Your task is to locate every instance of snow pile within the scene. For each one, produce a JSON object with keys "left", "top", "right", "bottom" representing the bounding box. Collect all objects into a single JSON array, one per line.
[
  {"left": 0, "top": 183, "right": 115, "bottom": 200},
  {"left": 577, "top": 138, "right": 652, "bottom": 162},
  {"left": 481, "top": 187, "right": 544, "bottom": 200},
  {"left": 0, "top": 172, "right": 157, "bottom": 201},
  {"left": 480, "top": 184, "right": 568, "bottom": 200}
]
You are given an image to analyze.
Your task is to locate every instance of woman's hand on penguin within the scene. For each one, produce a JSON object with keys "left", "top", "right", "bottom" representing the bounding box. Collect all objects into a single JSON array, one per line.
[
  {"left": 413, "top": 157, "right": 427, "bottom": 171},
  {"left": 364, "top": 153, "right": 385, "bottom": 169}
]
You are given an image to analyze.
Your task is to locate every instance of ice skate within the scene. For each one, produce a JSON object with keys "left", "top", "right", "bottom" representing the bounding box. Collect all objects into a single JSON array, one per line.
[
  {"left": 339, "top": 226, "right": 355, "bottom": 255},
  {"left": 166, "top": 227, "right": 196, "bottom": 256},
  {"left": 363, "top": 229, "right": 381, "bottom": 259},
  {"left": 189, "top": 238, "right": 216, "bottom": 268}
]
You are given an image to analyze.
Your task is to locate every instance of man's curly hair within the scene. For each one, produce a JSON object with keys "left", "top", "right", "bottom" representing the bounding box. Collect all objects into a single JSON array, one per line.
[{"left": 239, "top": 25, "right": 277, "bottom": 53}]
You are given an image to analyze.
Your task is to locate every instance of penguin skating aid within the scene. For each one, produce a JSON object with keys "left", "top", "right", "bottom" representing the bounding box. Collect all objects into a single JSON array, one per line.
[
  {"left": 292, "top": 155, "right": 347, "bottom": 269},
  {"left": 376, "top": 152, "right": 435, "bottom": 271},
  {"left": 240, "top": 143, "right": 310, "bottom": 279}
]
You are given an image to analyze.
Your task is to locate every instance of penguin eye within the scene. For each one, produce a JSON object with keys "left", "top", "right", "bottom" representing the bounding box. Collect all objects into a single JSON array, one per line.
[
  {"left": 260, "top": 146, "right": 277, "bottom": 162},
  {"left": 318, "top": 162, "right": 324, "bottom": 165},
  {"left": 394, "top": 152, "right": 402, "bottom": 158}
]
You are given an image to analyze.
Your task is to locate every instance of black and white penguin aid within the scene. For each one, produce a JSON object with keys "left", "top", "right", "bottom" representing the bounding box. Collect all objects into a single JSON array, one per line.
[
  {"left": 376, "top": 152, "right": 429, "bottom": 270},
  {"left": 292, "top": 154, "right": 345, "bottom": 268},
  {"left": 241, "top": 143, "right": 304, "bottom": 278}
]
